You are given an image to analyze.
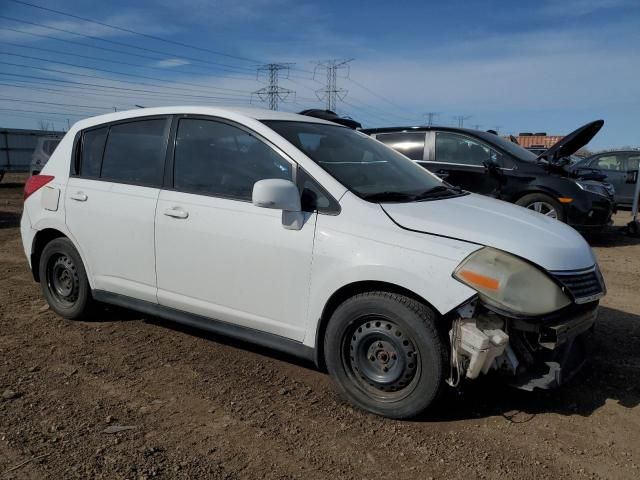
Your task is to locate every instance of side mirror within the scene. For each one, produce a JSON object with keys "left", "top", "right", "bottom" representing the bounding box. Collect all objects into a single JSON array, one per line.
[{"left": 252, "top": 179, "right": 304, "bottom": 230}]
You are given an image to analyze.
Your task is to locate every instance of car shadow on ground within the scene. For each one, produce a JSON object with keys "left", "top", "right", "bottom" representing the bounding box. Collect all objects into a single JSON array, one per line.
[
  {"left": 95, "top": 302, "right": 640, "bottom": 422},
  {"left": 585, "top": 225, "right": 640, "bottom": 247},
  {"left": 0, "top": 182, "right": 24, "bottom": 189},
  {"left": 423, "top": 305, "right": 640, "bottom": 423},
  {"left": 0, "top": 211, "right": 21, "bottom": 229}
]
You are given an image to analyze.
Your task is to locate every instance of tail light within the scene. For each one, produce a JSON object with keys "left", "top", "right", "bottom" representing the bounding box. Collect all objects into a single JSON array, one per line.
[{"left": 24, "top": 175, "right": 54, "bottom": 201}]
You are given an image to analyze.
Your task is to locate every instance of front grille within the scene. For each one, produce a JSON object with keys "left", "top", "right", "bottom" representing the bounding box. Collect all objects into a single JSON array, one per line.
[{"left": 552, "top": 268, "right": 605, "bottom": 303}]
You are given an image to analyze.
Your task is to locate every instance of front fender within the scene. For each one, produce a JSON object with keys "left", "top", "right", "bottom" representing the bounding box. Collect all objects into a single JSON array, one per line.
[{"left": 303, "top": 210, "right": 479, "bottom": 347}]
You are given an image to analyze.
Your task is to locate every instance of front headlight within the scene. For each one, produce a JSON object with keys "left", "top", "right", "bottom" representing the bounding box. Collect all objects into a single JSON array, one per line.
[
  {"left": 453, "top": 247, "right": 571, "bottom": 316},
  {"left": 575, "top": 181, "right": 611, "bottom": 197}
]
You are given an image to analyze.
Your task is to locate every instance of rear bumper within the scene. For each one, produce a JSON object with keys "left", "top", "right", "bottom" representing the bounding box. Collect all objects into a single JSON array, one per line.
[{"left": 20, "top": 209, "right": 34, "bottom": 269}]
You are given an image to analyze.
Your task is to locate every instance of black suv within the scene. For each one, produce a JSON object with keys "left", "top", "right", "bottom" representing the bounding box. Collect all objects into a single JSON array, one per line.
[{"left": 362, "top": 121, "right": 614, "bottom": 230}]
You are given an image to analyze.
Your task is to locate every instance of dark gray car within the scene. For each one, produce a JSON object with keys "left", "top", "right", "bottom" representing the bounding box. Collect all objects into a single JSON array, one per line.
[{"left": 571, "top": 151, "right": 640, "bottom": 208}]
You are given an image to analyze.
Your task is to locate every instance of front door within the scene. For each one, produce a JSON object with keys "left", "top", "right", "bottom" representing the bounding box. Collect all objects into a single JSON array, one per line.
[
  {"left": 427, "top": 131, "right": 502, "bottom": 196},
  {"left": 154, "top": 117, "right": 316, "bottom": 341}
]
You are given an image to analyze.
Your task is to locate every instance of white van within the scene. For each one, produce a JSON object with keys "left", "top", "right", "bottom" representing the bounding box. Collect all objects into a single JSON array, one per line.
[
  {"left": 30, "top": 136, "right": 62, "bottom": 175},
  {"left": 20, "top": 107, "right": 605, "bottom": 418}
]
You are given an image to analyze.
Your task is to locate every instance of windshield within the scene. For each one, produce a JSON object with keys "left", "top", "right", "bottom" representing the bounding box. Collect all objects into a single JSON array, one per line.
[
  {"left": 473, "top": 131, "right": 539, "bottom": 162},
  {"left": 264, "top": 121, "right": 445, "bottom": 200}
]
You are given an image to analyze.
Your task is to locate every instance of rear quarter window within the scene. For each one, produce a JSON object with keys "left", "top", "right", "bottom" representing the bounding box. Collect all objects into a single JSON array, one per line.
[
  {"left": 79, "top": 127, "right": 108, "bottom": 178},
  {"left": 375, "top": 132, "right": 425, "bottom": 161}
]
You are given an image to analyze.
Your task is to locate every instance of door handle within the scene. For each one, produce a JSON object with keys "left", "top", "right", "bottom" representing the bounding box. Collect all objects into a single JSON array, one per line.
[
  {"left": 164, "top": 207, "right": 189, "bottom": 219},
  {"left": 70, "top": 192, "right": 88, "bottom": 202}
]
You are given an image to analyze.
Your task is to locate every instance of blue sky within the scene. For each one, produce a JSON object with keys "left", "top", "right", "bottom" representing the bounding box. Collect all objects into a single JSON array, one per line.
[{"left": 0, "top": 0, "right": 639, "bottom": 150}]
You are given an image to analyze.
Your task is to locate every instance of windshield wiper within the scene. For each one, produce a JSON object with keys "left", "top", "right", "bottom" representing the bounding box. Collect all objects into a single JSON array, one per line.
[
  {"left": 361, "top": 191, "right": 417, "bottom": 202},
  {"left": 414, "top": 185, "right": 464, "bottom": 199}
]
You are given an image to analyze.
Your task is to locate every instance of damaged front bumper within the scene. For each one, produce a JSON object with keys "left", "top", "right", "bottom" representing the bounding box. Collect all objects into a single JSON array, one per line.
[{"left": 448, "top": 300, "right": 598, "bottom": 391}]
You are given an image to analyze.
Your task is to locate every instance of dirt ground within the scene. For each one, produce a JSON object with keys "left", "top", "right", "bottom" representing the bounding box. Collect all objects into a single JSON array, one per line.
[{"left": 0, "top": 173, "right": 638, "bottom": 479}]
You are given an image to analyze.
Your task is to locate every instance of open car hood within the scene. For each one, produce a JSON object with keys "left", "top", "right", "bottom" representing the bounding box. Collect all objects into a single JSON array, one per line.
[{"left": 537, "top": 120, "right": 604, "bottom": 164}]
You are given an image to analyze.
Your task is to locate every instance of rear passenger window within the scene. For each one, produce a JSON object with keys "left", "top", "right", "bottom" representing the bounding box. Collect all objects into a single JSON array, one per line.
[
  {"left": 376, "top": 132, "right": 425, "bottom": 161},
  {"left": 173, "top": 118, "right": 292, "bottom": 201},
  {"left": 100, "top": 119, "right": 168, "bottom": 187},
  {"left": 80, "top": 127, "right": 107, "bottom": 178}
]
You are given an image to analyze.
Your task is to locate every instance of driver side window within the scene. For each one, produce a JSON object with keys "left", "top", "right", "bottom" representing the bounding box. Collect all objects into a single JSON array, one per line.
[
  {"left": 173, "top": 118, "right": 292, "bottom": 200},
  {"left": 435, "top": 132, "right": 501, "bottom": 166}
]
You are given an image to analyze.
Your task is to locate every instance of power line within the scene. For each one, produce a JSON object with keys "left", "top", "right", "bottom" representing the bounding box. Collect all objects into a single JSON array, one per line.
[
  {"left": 6, "top": 0, "right": 261, "bottom": 64},
  {"left": 0, "top": 72, "right": 253, "bottom": 103},
  {"left": 0, "top": 15, "right": 257, "bottom": 75},
  {"left": 0, "top": 41, "right": 253, "bottom": 93},
  {"left": 0, "top": 96, "right": 123, "bottom": 111},
  {"left": 0, "top": 25, "right": 257, "bottom": 82},
  {"left": 347, "top": 77, "right": 420, "bottom": 117},
  {"left": 314, "top": 59, "right": 353, "bottom": 111},
  {"left": 453, "top": 115, "right": 471, "bottom": 128},
  {"left": 0, "top": 78, "right": 253, "bottom": 107},
  {"left": 0, "top": 58, "right": 254, "bottom": 101},
  {"left": 424, "top": 112, "right": 440, "bottom": 126}
]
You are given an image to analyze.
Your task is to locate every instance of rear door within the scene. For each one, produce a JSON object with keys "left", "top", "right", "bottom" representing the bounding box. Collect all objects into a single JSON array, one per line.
[
  {"left": 154, "top": 116, "right": 316, "bottom": 341},
  {"left": 428, "top": 131, "right": 502, "bottom": 196},
  {"left": 66, "top": 117, "right": 170, "bottom": 303}
]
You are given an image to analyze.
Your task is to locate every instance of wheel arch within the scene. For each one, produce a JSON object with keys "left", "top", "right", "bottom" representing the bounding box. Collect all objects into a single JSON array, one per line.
[
  {"left": 313, "top": 280, "right": 442, "bottom": 370},
  {"left": 30, "top": 228, "right": 68, "bottom": 282},
  {"left": 510, "top": 187, "right": 562, "bottom": 204}
]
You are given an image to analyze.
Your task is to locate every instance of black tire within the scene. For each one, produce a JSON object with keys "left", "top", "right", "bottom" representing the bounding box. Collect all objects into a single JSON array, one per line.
[
  {"left": 39, "top": 237, "right": 94, "bottom": 320},
  {"left": 515, "top": 193, "right": 565, "bottom": 222},
  {"left": 324, "top": 291, "right": 446, "bottom": 419}
]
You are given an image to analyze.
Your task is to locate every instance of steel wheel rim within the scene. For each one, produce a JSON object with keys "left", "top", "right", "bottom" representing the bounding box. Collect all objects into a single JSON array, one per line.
[
  {"left": 46, "top": 253, "right": 79, "bottom": 307},
  {"left": 527, "top": 201, "right": 558, "bottom": 218},
  {"left": 343, "top": 316, "right": 420, "bottom": 401}
]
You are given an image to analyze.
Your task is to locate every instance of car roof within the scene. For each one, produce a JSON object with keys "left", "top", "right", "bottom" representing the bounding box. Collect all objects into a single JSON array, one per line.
[
  {"left": 361, "top": 125, "right": 485, "bottom": 136},
  {"left": 588, "top": 150, "right": 640, "bottom": 157},
  {"left": 71, "top": 106, "right": 338, "bottom": 131}
]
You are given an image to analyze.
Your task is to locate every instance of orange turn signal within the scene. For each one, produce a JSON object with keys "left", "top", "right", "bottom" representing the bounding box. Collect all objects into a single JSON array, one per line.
[
  {"left": 558, "top": 197, "right": 573, "bottom": 204},
  {"left": 458, "top": 270, "right": 500, "bottom": 291}
]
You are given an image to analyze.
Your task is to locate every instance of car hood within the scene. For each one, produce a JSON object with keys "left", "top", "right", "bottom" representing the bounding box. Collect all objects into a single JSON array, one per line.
[
  {"left": 382, "top": 194, "right": 596, "bottom": 272},
  {"left": 537, "top": 120, "right": 603, "bottom": 164}
]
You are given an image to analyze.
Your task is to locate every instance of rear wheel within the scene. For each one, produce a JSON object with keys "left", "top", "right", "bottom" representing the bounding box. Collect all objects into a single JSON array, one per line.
[
  {"left": 324, "top": 292, "right": 446, "bottom": 419},
  {"left": 39, "top": 237, "right": 94, "bottom": 320},
  {"left": 516, "top": 193, "right": 565, "bottom": 222}
]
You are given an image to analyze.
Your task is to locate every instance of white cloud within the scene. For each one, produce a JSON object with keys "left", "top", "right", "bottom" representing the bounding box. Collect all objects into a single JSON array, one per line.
[{"left": 153, "top": 58, "right": 191, "bottom": 68}]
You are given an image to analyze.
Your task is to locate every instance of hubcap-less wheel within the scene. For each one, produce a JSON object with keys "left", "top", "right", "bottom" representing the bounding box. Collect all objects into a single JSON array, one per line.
[
  {"left": 527, "top": 201, "right": 558, "bottom": 218},
  {"left": 46, "top": 254, "right": 79, "bottom": 307},
  {"left": 345, "top": 317, "right": 419, "bottom": 401}
]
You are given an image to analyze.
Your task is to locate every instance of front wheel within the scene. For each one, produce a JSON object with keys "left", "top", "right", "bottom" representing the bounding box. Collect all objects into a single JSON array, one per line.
[
  {"left": 39, "top": 237, "right": 94, "bottom": 320},
  {"left": 324, "top": 292, "right": 446, "bottom": 419},
  {"left": 516, "top": 193, "right": 565, "bottom": 222}
]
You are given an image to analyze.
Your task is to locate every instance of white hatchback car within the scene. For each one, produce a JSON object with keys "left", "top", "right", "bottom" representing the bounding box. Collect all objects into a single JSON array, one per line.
[{"left": 21, "top": 107, "right": 605, "bottom": 418}]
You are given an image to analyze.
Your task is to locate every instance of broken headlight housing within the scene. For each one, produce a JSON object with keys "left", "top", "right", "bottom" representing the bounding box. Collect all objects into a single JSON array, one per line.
[{"left": 453, "top": 247, "right": 571, "bottom": 316}]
